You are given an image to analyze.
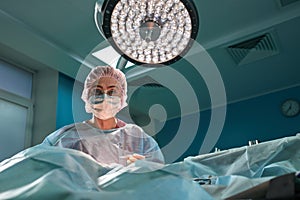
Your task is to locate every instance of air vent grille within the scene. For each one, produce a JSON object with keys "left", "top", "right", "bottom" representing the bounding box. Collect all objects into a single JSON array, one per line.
[
  {"left": 279, "top": 0, "right": 300, "bottom": 7},
  {"left": 227, "top": 33, "right": 279, "bottom": 66}
]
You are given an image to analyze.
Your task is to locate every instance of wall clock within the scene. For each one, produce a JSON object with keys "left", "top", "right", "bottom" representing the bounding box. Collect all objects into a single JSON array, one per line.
[{"left": 280, "top": 99, "right": 300, "bottom": 117}]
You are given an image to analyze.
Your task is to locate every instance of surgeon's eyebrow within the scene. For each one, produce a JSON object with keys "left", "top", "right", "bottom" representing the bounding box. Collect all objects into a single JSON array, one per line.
[
  {"left": 107, "top": 85, "right": 118, "bottom": 89},
  {"left": 93, "top": 84, "right": 119, "bottom": 90}
]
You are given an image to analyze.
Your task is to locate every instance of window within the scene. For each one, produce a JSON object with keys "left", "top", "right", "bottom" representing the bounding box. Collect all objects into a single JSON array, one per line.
[{"left": 0, "top": 60, "right": 34, "bottom": 161}]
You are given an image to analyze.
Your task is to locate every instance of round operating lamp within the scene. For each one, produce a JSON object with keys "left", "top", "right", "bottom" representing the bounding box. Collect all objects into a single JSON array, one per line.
[{"left": 95, "top": 0, "right": 199, "bottom": 66}]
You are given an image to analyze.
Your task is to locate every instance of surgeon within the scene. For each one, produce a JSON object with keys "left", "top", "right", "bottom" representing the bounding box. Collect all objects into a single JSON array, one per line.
[{"left": 42, "top": 66, "right": 164, "bottom": 166}]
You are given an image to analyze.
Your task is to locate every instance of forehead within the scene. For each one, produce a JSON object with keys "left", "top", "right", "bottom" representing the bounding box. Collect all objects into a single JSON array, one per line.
[{"left": 95, "top": 77, "right": 119, "bottom": 88}]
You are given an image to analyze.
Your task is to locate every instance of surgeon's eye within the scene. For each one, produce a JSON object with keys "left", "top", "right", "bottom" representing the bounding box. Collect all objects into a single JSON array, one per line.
[
  {"left": 92, "top": 89, "right": 104, "bottom": 96},
  {"left": 107, "top": 89, "right": 119, "bottom": 96}
]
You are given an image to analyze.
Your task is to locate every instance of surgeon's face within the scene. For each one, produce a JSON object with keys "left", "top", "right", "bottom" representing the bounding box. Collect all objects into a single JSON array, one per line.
[{"left": 89, "top": 77, "right": 122, "bottom": 98}]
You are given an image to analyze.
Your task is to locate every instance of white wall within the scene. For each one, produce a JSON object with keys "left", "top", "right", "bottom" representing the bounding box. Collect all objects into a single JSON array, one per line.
[{"left": 31, "top": 67, "right": 58, "bottom": 145}]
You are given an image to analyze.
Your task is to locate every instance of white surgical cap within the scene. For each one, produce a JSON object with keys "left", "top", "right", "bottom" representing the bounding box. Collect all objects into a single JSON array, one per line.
[{"left": 81, "top": 66, "right": 128, "bottom": 113}]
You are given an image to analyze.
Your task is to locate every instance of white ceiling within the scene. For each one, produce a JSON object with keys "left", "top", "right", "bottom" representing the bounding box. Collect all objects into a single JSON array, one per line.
[{"left": 0, "top": 0, "right": 300, "bottom": 119}]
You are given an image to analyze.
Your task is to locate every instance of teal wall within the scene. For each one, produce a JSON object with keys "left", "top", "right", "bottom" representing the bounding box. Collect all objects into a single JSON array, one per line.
[
  {"left": 216, "top": 86, "right": 300, "bottom": 149},
  {"left": 174, "top": 85, "right": 300, "bottom": 161},
  {"left": 56, "top": 73, "right": 91, "bottom": 129},
  {"left": 57, "top": 72, "right": 300, "bottom": 161},
  {"left": 56, "top": 73, "right": 74, "bottom": 129}
]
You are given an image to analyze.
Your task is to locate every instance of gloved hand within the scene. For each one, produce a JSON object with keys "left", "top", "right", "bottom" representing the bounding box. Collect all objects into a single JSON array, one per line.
[{"left": 126, "top": 153, "right": 145, "bottom": 165}]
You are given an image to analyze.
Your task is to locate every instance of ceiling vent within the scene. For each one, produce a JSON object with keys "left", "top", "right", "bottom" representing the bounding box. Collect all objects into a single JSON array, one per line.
[
  {"left": 128, "top": 75, "right": 164, "bottom": 88},
  {"left": 279, "top": 0, "right": 300, "bottom": 7},
  {"left": 227, "top": 32, "right": 279, "bottom": 66}
]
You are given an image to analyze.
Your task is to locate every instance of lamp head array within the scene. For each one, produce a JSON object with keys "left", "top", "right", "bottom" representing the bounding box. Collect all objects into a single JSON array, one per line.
[{"left": 95, "top": 0, "right": 199, "bottom": 66}]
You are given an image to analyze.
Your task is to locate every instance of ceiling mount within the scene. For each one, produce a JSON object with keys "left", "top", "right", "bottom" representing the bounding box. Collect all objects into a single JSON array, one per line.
[{"left": 95, "top": 0, "right": 199, "bottom": 67}]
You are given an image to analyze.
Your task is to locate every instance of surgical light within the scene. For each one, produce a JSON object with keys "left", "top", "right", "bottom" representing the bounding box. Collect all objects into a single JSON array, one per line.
[{"left": 95, "top": 0, "right": 199, "bottom": 66}]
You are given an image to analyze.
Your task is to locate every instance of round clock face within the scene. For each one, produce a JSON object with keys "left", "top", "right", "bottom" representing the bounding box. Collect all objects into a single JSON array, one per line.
[{"left": 281, "top": 99, "right": 300, "bottom": 117}]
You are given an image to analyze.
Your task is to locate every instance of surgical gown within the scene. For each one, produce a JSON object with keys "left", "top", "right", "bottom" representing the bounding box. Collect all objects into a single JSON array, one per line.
[{"left": 42, "top": 121, "right": 164, "bottom": 166}]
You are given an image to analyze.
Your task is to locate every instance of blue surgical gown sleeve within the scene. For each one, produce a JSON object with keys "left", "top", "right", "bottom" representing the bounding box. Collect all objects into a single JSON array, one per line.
[
  {"left": 42, "top": 124, "right": 75, "bottom": 146},
  {"left": 135, "top": 128, "right": 165, "bottom": 164}
]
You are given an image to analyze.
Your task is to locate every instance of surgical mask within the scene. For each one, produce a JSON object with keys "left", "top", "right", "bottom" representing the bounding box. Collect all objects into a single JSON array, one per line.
[{"left": 88, "top": 94, "right": 122, "bottom": 120}]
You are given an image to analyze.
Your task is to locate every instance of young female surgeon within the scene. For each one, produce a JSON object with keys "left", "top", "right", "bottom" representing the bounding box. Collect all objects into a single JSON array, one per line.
[{"left": 42, "top": 66, "right": 164, "bottom": 166}]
